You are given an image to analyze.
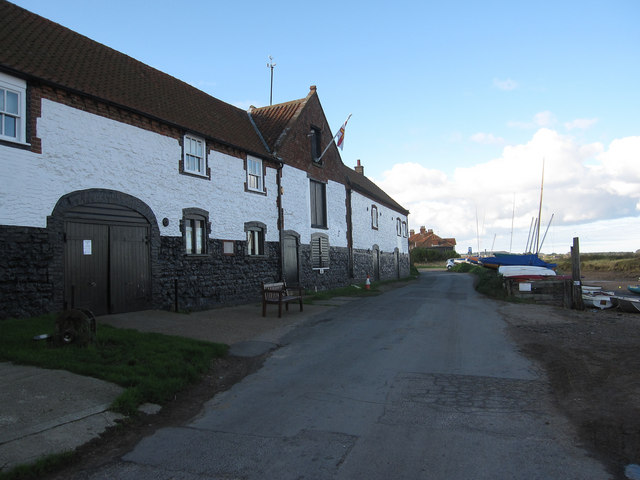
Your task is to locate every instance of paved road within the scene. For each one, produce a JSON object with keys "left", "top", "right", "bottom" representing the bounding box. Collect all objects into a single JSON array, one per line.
[{"left": 80, "top": 271, "right": 609, "bottom": 479}]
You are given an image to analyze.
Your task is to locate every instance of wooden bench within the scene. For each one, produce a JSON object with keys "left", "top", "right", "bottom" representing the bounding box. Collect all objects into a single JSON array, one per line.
[{"left": 262, "top": 282, "right": 304, "bottom": 317}]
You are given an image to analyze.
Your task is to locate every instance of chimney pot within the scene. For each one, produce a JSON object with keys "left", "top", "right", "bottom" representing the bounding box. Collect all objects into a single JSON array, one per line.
[{"left": 354, "top": 159, "right": 364, "bottom": 175}]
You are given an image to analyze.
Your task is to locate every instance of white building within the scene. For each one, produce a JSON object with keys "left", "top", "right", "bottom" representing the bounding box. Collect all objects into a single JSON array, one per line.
[{"left": 0, "top": 2, "right": 409, "bottom": 318}]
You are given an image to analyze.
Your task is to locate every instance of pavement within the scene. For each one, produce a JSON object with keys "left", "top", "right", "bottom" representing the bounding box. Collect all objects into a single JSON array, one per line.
[{"left": 0, "top": 298, "right": 355, "bottom": 472}]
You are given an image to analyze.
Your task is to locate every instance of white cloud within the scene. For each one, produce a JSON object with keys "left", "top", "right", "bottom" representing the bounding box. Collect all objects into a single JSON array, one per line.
[
  {"left": 493, "top": 78, "right": 518, "bottom": 91},
  {"left": 533, "top": 111, "right": 557, "bottom": 127},
  {"left": 508, "top": 110, "right": 557, "bottom": 129},
  {"left": 564, "top": 118, "right": 598, "bottom": 130},
  {"left": 374, "top": 129, "right": 640, "bottom": 253},
  {"left": 470, "top": 132, "right": 505, "bottom": 145}
]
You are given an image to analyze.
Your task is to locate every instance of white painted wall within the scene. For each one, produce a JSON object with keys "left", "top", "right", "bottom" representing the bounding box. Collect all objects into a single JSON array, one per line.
[
  {"left": 351, "top": 189, "right": 409, "bottom": 254},
  {"left": 0, "top": 99, "right": 278, "bottom": 241},
  {"left": 280, "top": 164, "right": 348, "bottom": 248}
]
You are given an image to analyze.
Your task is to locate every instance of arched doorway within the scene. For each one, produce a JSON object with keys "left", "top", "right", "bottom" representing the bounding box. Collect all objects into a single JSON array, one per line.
[
  {"left": 52, "top": 190, "right": 158, "bottom": 315},
  {"left": 282, "top": 231, "right": 300, "bottom": 286},
  {"left": 372, "top": 245, "right": 380, "bottom": 281}
]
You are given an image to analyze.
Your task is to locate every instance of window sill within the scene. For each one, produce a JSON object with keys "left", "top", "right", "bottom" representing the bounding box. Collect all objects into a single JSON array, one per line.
[
  {"left": 246, "top": 188, "right": 267, "bottom": 196},
  {"left": 0, "top": 138, "right": 30, "bottom": 149},
  {"left": 181, "top": 170, "right": 210, "bottom": 180}
]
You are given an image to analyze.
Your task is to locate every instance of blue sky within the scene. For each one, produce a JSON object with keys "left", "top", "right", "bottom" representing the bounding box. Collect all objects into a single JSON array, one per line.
[{"left": 12, "top": 0, "right": 640, "bottom": 253}]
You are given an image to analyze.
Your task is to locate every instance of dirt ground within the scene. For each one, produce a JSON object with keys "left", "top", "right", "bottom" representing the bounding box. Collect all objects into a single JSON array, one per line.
[
  {"left": 503, "top": 270, "right": 640, "bottom": 479},
  {"left": 45, "top": 272, "right": 640, "bottom": 479}
]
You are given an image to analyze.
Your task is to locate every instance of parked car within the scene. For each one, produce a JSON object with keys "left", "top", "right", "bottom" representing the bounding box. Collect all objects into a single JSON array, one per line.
[{"left": 446, "top": 258, "right": 469, "bottom": 270}]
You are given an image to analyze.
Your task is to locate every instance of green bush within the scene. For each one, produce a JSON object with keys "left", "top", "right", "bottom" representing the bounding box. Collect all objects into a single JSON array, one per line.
[{"left": 411, "top": 247, "right": 458, "bottom": 264}]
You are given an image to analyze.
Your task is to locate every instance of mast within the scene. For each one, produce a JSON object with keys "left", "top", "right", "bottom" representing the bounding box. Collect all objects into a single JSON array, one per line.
[
  {"left": 509, "top": 193, "right": 515, "bottom": 253},
  {"left": 535, "top": 159, "right": 545, "bottom": 254},
  {"left": 539, "top": 213, "right": 554, "bottom": 252},
  {"left": 525, "top": 217, "right": 535, "bottom": 253}
]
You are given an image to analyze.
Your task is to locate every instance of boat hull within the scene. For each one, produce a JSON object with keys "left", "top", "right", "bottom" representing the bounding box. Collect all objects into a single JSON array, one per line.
[
  {"left": 498, "top": 265, "right": 556, "bottom": 277},
  {"left": 582, "top": 293, "right": 614, "bottom": 309},
  {"left": 612, "top": 296, "right": 640, "bottom": 313},
  {"left": 481, "top": 253, "right": 557, "bottom": 269}
]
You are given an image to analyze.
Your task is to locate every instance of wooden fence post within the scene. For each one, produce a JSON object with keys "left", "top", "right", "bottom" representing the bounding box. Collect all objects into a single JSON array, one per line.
[{"left": 571, "top": 237, "right": 584, "bottom": 310}]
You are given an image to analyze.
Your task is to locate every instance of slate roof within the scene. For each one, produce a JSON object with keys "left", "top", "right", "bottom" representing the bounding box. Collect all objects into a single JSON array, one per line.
[{"left": 0, "top": 0, "right": 270, "bottom": 158}]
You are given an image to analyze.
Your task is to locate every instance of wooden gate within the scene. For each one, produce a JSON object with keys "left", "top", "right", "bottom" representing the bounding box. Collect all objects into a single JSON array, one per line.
[
  {"left": 64, "top": 203, "right": 151, "bottom": 315},
  {"left": 283, "top": 233, "right": 300, "bottom": 286},
  {"left": 372, "top": 245, "right": 380, "bottom": 281}
]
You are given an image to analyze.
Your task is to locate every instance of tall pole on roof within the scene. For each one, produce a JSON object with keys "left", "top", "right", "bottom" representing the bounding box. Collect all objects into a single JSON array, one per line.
[{"left": 267, "top": 56, "right": 276, "bottom": 106}]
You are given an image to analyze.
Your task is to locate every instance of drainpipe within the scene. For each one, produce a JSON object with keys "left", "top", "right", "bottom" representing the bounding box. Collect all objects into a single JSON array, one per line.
[{"left": 275, "top": 155, "right": 284, "bottom": 282}]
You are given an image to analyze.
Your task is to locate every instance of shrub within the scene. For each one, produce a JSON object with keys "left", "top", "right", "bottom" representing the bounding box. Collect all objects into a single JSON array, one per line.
[{"left": 411, "top": 247, "right": 458, "bottom": 264}]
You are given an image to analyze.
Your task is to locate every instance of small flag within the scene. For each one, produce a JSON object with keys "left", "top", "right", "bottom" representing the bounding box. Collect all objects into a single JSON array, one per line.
[{"left": 335, "top": 114, "right": 352, "bottom": 150}]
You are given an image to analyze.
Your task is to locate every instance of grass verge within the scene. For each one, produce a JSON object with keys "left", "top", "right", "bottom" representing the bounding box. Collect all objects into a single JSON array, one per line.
[
  {"left": 450, "top": 263, "right": 509, "bottom": 299},
  {"left": 0, "top": 313, "right": 228, "bottom": 415}
]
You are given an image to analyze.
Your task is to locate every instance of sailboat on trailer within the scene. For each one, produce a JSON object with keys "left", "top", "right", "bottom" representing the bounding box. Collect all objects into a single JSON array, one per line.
[{"left": 480, "top": 160, "right": 557, "bottom": 270}]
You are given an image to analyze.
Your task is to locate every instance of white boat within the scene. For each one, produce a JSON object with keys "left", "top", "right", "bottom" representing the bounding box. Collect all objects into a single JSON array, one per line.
[
  {"left": 612, "top": 296, "right": 640, "bottom": 313},
  {"left": 498, "top": 265, "right": 557, "bottom": 278},
  {"left": 582, "top": 292, "right": 614, "bottom": 309},
  {"left": 582, "top": 285, "right": 603, "bottom": 293}
]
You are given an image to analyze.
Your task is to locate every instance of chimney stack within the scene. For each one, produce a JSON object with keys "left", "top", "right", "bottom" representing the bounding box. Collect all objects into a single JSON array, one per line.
[
  {"left": 354, "top": 159, "right": 364, "bottom": 175},
  {"left": 409, "top": 229, "right": 415, "bottom": 236},
  {"left": 420, "top": 226, "right": 426, "bottom": 235}
]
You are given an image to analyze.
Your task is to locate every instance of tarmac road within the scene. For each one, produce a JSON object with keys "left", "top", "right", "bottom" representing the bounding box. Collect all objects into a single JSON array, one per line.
[{"left": 70, "top": 271, "right": 610, "bottom": 479}]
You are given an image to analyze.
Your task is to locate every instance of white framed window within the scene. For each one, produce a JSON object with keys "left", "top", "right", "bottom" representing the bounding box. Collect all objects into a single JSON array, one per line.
[
  {"left": 182, "top": 208, "right": 209, "bottom": 255},
  {"left": 245, "top": 221, "right": 266, "bottom": 256},
  {"left": 371, "top": 205, "right": 378, "bottom": 230},
  {"left": 402, "top": 221, "right": 408, "bottom": 237},
  {"left": 246, "top": 156, "right": 263, "bottom": 192},
  {"left": 0, "top": 73, "right": 27, "bottom": 144},
  {"left": 183, "top": 134, "right": 206, "bottom": 176},
  {"left": 396, "top": 218, "right": 402, "bottom": 236}
]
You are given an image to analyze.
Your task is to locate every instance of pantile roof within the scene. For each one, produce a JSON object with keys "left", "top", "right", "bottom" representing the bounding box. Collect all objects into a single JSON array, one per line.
[
  {"left": 250, "top": 96, "right": 309, "bottom": 152},
  {"left": 0, "top": 0, "right": 270, "bottom": 157},
  {"left": 1, "top": 1, "right": 409, "bottom": 217},
  {"left": 342, "top": 165, "right": 409, "bottom": 215}
]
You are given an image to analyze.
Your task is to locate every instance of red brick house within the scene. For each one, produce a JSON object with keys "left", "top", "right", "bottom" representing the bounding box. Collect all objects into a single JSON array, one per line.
[{"left": 408, "top": 227, "right": 456, "bottom": 251}]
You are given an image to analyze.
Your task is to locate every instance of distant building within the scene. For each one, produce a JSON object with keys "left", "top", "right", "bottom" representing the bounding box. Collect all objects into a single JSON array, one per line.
[{"left": 408, "top": 227, "right": 457, "bottom": 252}]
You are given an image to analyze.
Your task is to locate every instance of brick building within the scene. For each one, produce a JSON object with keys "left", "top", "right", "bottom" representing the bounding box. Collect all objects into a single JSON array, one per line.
[
  {"left": 0, "top": 1, "right": 409, "bottom": 318},
  {"left": 408, "top": 227, "right": 457, "bottom": 252}
]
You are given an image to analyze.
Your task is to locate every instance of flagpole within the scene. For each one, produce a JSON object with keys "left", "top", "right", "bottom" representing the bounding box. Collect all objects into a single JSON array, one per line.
[{"left": 317, "top": 114, "right": 351, "bottom": 162}]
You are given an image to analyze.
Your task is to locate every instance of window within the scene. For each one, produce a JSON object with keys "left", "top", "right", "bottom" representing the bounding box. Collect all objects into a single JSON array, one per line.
[
  {"left": 246, "top": 156, "right": 264, "bottom": 192},
  {"left": 310, "top": 179, "right": 327, "bottom": 228},
  {"left": 310, "top": 126, "right": 322, "bottom": 163},
  {"left": 183, "top": 134, "right": 206, "bottom": 176},
  {"left": 311, "top": 233, "right": 329, "bottom": 269},
  {"left": 245, "top": 221, "right": 266, "bottom": 256},
  {"left": 0, "top": 73, "right": 26, "bottom": 144},
  {"left": 371, "top": 205, "right": 378, "bottom": 229},
  {"left": 396, "top": 218, "right": 402, "bottom": 236},
  {"left": 402, "top": 221, "right": 408, "bottom": 237},
  {"left": 182, "top": 208, "right": 209, "bottom": 255}
]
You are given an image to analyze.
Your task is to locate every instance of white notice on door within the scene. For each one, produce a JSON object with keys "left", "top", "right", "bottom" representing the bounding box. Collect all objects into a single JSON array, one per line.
[{"left": 83, "top": 239, "right": 92, "bottom": 255}]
